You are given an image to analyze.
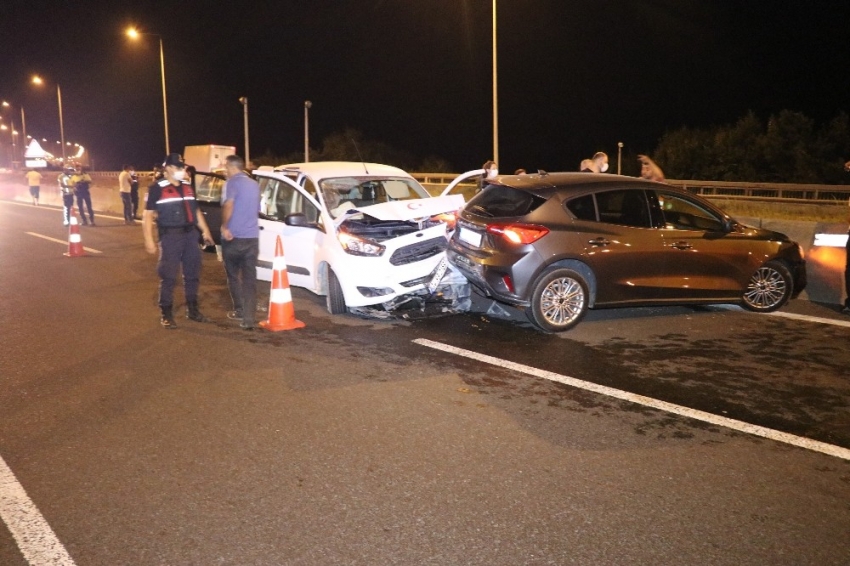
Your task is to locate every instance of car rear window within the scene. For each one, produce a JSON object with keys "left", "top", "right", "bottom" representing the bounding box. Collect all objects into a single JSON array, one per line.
[{"left": 465, "top": 184, "right": 547, "bottom": 218}]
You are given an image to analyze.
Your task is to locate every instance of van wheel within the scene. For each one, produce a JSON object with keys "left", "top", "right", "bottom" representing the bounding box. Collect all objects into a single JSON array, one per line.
[
  {"left": 527, "top": 268, "right": 589, "bottom": 332},
  {"left": 326, "top": 268, "right": 347, "bottom": 315}
]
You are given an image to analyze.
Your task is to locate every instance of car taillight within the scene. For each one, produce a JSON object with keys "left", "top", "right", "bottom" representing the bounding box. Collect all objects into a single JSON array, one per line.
[{"left": 486, "top": 223, "right": 549, "bottom": 245}]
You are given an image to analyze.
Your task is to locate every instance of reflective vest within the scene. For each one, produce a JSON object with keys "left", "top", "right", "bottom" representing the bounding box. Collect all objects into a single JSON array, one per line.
[
  {"left": 154, "top": 179, "right": 197, "bottom": 228},
  {"left": 59, "top": 174, "right": 74, "bottom": 195}
]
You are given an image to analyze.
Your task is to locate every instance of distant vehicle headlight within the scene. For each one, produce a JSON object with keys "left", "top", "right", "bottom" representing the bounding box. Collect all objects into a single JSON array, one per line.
[{"left": 338, "top": 231, "right": 386, "bottom": 256}]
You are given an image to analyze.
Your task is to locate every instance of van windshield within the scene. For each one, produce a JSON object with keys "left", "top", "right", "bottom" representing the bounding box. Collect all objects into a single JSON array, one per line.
[{"left": 320, "top": 177, "right": 430, "bottom": 218}]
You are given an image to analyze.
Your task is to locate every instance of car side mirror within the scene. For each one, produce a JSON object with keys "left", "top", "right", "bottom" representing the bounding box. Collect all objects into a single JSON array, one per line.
[{"left": 284, "top": 212, "right": 309, "bottom": 227}]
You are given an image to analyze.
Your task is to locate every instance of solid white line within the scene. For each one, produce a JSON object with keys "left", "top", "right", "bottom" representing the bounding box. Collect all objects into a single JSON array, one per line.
[
  {"left": 0, "top": 454, "right": 76, "bottom": 565},
  {"left": 767, "top": 310, "right": 850, "bottom": 328},
  {"left": 25, "top": 232, "right": 103, "bottom": 254},
  {"left": 413, "top": 338, "right": 850, "bottom": 462},
  {"left": 715, "top": 305, "right": 850, "bottom": 329}
]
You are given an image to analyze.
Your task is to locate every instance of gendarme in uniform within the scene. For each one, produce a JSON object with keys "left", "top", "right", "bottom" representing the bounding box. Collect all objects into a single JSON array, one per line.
[{"left": 142, "top": 153, "right": 214, "bottom": 328}]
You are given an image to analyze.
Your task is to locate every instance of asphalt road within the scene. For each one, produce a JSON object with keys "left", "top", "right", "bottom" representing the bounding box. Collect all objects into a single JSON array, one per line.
[{"left": 1, "top": 200, "right": 849, "bottom": 565}]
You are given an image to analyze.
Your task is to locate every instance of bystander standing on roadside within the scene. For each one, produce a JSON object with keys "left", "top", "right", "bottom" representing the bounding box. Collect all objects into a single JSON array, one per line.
[
  {"left": 221, "top": 154, "right": 261, "bottom": 330},
  {"left": 72, "top": 166, "right": 95, "bottom": 226},
  {"left": 638, "top": 154, "right": 666, "bottom": 183},
  {"left": 479, "top": 160, "right": 498, "bottom": 190},
  {"left": 130, "top": 166, "right": 140, "bottom": 219},
  {"left": 842, "top": 160, "right": 850, "bottom": 314},
  {"left": 118, "top": 164, "right": 135, "bottom": 225},
  {"left": 58, "top": 166, "right": 76, "bottom": 226},
  {"left": 25, "top": 168, "right": 42, "bottom": 205},
  {"left": 143, "top": 153, "right": 215, "bottom": 329}
]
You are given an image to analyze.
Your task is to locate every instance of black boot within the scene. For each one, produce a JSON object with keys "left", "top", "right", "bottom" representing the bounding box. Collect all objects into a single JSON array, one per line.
[
  {"left": 186, "top": 302, "right": 209, "bottom": 322},
  {"left": 160, "top": 306, "right": 177, "bottom": 329}
]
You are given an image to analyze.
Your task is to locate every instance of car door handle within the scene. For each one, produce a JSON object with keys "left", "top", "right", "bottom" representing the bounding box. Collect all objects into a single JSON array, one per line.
[
  {"left": 588, "top": 237, "right": 610, "bottom": 247},
  {"left": 668, "top": 241, "right": 693, "bottom": 250}
]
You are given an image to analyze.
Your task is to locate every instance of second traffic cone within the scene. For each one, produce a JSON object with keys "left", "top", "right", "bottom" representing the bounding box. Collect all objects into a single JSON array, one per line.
[
  {"left": 64, "top": 216, "right": 86, "bottom": 257},
  {"left": 260, "top": 235, "right": 305, "bottom": 331}
]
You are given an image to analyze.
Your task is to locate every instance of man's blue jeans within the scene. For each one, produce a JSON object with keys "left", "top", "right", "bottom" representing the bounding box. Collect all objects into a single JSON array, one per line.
[{"left": 223, "top": 237, "right": 259, "bottom": 325}]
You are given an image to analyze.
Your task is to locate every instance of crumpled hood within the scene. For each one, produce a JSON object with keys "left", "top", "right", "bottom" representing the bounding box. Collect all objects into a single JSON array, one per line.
[{"left": 335, "top": 194, "right": 465, "bottom": 225}]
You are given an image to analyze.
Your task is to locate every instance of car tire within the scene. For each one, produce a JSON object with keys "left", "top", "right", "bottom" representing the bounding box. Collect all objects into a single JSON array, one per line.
[
  {"left": 527, "top": 267, "right": 589, "bottom": 332},
  {"left": 326, "top": 268, "right": 348, "bottom": 315},
  {"left": 741, "top": 260, "right": 793, "bottom": 313}
]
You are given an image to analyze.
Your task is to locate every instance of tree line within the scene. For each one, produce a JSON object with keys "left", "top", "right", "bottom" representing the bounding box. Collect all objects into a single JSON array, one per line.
[
  {"left": 653, "top": 110, "right": 850, "bottom": 184},
  {"left": 252, "top": 111, "right": 850, "bottom": 184}
]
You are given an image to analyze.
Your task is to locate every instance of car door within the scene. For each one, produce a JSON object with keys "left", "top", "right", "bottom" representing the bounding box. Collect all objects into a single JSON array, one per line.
[
  {"left": 653, "top": 190, "right": 755, "bottom": 299},
  {"left": 256, "top": 174, "right": 324, "bottom": 291},
  {"left": 569, "top": 188, "right": 670, "bottom": 304}
]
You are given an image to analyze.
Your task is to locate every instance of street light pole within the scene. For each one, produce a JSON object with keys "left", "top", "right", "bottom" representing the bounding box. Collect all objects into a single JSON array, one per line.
[
  {"left": 127, "top": 28, "right": 170, "bottom": 155},
  {"left": 492, "top": 0, "right": 499, "bottom": 166},
  {"left": 617, "top": 142, "right": 623, "bottom": 175},
  {"left": 20, "top": 107, "right": 26, "bottom": 161},
  {"left": 159, "top": 38, "right": 170, "bottom": 155},
  {"left": 239, "top": 97, "right": 250, "bottom": 166},
  {"left": 304, "top": 100, "right": 312, "bottom": 163},
  {"left": 57, "top": 84, "right": 66, "bottom": 163}
]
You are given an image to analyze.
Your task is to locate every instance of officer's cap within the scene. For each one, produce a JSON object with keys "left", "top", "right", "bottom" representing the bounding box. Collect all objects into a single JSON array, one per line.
[{"left": 162, "top": 153, "right": 185, "bottom": 168}]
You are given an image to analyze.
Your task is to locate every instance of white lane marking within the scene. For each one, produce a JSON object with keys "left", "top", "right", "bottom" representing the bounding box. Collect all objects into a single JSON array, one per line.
[
  {"left": 715, "top": 305, "right": 850, "bottom": 329},
  {"left": 413, "top": 338, "right": 850, "bottom": 462},
  {"left": 25, "top": 232, "right": 103, "bottom": 254},
  {"left": 768, "top": 310, "right": 850, "bottom": 328},
  {"left": 0, "top": 454, "right": 77, "bottom": 565}
]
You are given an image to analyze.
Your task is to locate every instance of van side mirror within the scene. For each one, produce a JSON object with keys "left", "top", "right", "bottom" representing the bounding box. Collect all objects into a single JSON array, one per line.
[{"left": 284, "top": 212, "right": 309, "bottom": 227}]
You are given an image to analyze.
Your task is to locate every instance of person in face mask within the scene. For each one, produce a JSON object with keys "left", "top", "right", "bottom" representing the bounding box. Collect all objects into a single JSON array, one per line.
[
  {"left": 143, "top": 153, "right": 215, "bottom": 329},
  {"left": 479, "top": 160, "right": 498, "bottom": 190},
  {"left": 591, "top": 152, "right": 610, "bottom": 173}
]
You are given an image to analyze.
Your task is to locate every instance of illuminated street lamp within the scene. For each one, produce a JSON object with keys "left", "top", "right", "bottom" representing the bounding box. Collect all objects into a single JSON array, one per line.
[
  {"left": 304, "top": 100, "right": 312, "bottom": 163},
  {"left": 31, "top": 75, "right": 66, "bottom": 164},
  {"left": 126, "top": 26, "right": 170, "bottom": 154}
]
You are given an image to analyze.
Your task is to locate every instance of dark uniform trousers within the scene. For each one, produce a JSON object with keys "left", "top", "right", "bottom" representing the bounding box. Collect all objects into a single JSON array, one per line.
[
  {"left": 158, "top": 227, "right": 202, "bottom": 309},
  {"left": 76, "top": 189, "right": 94, "bottom": 224}
]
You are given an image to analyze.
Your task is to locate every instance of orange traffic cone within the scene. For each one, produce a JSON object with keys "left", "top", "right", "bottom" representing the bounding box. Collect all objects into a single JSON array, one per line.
[
  {"left": 64, "top": 216, "right": 86, "bottom": 257},
  {"left": 259, "top": 235, "right": 305, "bottom": 331}
]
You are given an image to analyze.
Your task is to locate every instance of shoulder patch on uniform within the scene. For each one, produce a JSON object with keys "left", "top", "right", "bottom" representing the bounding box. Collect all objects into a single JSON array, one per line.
[{"left": 157, "top": 179, "right": 171, "bottom": 187}]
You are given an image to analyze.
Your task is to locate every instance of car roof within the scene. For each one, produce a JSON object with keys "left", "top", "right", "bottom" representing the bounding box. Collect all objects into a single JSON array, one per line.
[
  {"left": 266, "top": 161, "right": 414, "bottom": 180},
  {"left": 494, "top": 172, "right": 669, "bottom": 195}
]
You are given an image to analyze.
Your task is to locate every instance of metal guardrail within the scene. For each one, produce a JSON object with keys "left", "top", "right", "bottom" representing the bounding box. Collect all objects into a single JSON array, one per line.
[{"left": 411, "top": 173, "right": 850, "bottom": 205}]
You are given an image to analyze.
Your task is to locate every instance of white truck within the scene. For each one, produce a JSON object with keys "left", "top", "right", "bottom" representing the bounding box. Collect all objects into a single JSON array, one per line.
[{"left": 183, "top": 144, "right": 236, "bottom": 172}]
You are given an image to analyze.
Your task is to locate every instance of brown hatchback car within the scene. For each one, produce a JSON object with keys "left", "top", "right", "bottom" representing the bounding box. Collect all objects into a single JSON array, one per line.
[{"left": 447, "top": 172, "right": 807, "bottom": 332}]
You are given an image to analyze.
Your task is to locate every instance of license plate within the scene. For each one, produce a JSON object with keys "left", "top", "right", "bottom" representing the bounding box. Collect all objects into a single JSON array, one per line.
[
  {"left": 427, "top": 258, "right": 449, "bottom": 294},
  {"left": 459, "top": 227, "right": 482, "bottom": 247}
]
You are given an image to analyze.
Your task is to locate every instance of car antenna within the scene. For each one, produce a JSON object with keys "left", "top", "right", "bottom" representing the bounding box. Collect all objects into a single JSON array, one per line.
[{"left": 349, "top": 135, "right": 370, "bottom": 175}]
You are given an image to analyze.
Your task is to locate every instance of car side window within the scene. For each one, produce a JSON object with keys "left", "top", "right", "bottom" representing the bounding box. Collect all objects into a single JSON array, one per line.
[
  {"left": 565, "top": 194, "right": 597, "bottom": 221},
  {"left": 595, "top": 189, "right": 652, "bottom": 228},
  {"left": 196, "top": 175, "right": 223, "bottom": 202},
  {"left": 657, "top": 191, "right": 725, "bottom": 232}
]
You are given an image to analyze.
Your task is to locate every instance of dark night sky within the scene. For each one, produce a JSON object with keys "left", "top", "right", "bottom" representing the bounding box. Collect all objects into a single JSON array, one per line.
[{"left": 4, "top": 1, "right": 850, "bottom": 172}]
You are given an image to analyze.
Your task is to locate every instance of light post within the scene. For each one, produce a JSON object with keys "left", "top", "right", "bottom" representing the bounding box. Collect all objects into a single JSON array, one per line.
[
  {"left": 304, "top": 100, "right": 312, "bottom": 163},
  {"left": 617, "top": 142, "right": 623, "bottom": 175},
  {"left": 492, "top": 0, "right": 499, "bottom": 166},
  {"left": 126, "top": 27, "right": 170, "bottom": 155},
  {"left": 31, "top": 76, "right": 66, "bottom": 164},
  {"left": 1, "top": 101, "right": 21, "bottom": 168},
  {"left": 239, "top": 96, "right": 250, "bottom": 166}
]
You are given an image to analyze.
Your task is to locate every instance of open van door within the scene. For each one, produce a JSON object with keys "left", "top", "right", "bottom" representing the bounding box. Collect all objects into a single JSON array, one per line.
[{"left": 439, "top": 169, "right": 486, "bottom": 201}]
